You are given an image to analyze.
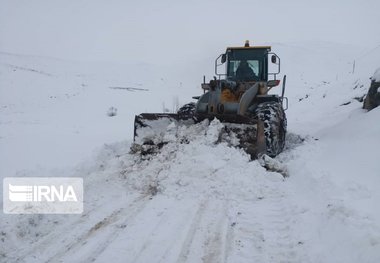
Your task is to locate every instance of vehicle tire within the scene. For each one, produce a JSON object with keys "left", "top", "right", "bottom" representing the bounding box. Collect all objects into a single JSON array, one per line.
[
  {"left": 254, "top": 101, "right": 287, "bottom": 157},
  {"left": 177, "top": 102, "right": 196, "bottom": 120}
]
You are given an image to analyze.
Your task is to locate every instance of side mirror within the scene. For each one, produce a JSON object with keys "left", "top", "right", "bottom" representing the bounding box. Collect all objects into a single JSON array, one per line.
[
  {"left": 221, "top": 54, "right": 226, "bottom": 64},
  {"left": 267, "top": 79, "right": 280, "bottom": 88},
  {"left": 271, "top": 55, "right": 277, "bottom": 64}
]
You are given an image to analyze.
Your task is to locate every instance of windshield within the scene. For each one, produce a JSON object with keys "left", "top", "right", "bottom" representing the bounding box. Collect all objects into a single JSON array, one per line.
[{"left": 226, "top": 49, "right": 268, "bottom": 81}]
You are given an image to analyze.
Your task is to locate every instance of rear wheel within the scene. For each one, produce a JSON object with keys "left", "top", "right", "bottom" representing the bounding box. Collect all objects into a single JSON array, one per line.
[{"left": 254, "top": 101, "right": 287, "bottom": 157}]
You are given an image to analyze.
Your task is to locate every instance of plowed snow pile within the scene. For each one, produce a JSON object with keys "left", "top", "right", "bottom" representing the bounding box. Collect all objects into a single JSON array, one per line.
[
  {"left": 2, "top": 110, "right": 380, "bottom": 262},
  {"left": 1, "top": 118, "right": 303, "bottom": 262}
]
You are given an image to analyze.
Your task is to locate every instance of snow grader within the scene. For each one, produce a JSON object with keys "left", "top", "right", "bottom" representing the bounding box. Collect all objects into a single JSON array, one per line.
[{"left": 132, "top": 41, "right": 287, "bottom": 159}]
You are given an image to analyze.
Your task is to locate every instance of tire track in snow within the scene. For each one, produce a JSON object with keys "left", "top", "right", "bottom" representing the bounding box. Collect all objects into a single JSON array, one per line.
[
  {"left": 127, "top": 198, "right": 200, "bottom": 263},
  {"left": 175, "top": 198, "right": 230, "bottom": 263},
  {"left": 229, "top": 191, "right": 304, "bottom": 263},
  {"left": 223, "top": 215, "right": 235, "bottom": 263},
  {"left": 83, "top": 196, "right": 207, "bottom": 263},
  {"left": 81, "top": 195, "right": 152, "bottom": 263},
  {"left": 176, "top": 199, "right": 209, "bottom": 263},
  {"left": 46, "top": 194, "right": 151, "bottom": 263},
  {"left": 201, "top": 202, "right": 229, "bottom": 263},
  {"left": 13, "top": 193, "right": 141, "bottom": 263}
]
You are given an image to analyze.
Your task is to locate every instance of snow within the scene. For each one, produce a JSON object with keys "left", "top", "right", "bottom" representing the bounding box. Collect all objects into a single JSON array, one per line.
[
  {"left": 373, "top": 68, "right": 380, "bottom": 82},
  {"left": 1, "top": 0, "right": 380, "bottom": 262},
  {"left": 2, "top": 46, "right": 380, "bottom": 262}
]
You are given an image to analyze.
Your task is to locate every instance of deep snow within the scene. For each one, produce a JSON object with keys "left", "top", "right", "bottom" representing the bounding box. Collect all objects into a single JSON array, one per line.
[
  {"left": 1, "top": 41, "right": 380, "bottom": 262},
  {"left": 1, "top": 0, "right": 380, "bottom": 261}
]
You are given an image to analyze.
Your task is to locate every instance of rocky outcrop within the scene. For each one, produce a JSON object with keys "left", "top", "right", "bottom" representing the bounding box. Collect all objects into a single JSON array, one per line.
[{"left": 363, "top": 69, "right": 380, "bottom": 111}]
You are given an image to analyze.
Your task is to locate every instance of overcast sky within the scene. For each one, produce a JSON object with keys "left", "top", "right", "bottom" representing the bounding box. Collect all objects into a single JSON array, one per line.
[{"left": 1, "top": 0, "right": 379, "bottom": 62}]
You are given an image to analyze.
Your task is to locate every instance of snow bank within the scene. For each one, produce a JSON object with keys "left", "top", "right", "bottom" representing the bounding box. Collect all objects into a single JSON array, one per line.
[
  {"left": 1, "top": 121, "right": 290, "bottom": 262},
  {"left": 278, "top": 107, "right": 380, "bottom": 263}
]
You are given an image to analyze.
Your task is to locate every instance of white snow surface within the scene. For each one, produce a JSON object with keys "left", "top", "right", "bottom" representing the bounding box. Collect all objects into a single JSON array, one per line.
[
  {"left": 1, "top": 1, "right": 380, "bottom": 261},
  {"left": 1, "top": 43, "right": 380, "bottom": 262}
]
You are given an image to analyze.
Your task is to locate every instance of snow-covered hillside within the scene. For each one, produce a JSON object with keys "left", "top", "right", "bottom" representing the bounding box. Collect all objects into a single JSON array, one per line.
[
  {"left": 0, "top": 51, "right": 201, "bottom": 176},
  {"left": 1, "top": 0, "right": 380, "bottom": 262}
]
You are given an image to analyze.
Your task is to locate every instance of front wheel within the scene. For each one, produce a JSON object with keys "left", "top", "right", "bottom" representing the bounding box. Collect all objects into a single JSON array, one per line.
[{"left": 254, "top": 102, "right": 287, "bottom": 157}]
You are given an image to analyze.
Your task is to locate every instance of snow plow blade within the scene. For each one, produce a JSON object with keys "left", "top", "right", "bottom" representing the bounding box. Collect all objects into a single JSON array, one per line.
[
  {"left": 133, "top": 113, "right": 180, "bottom": 140},
  {"left": 132, "top": 113, "right": 266, "bottom": 159}
]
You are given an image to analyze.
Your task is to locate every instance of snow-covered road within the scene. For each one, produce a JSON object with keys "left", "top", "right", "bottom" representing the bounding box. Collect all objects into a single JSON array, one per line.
[
  {"left": 4, "top": 111, "right": 380, "bottom": 262},
  {"left": 7, "top": 127, "right": 306, "bottom": 262}
]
